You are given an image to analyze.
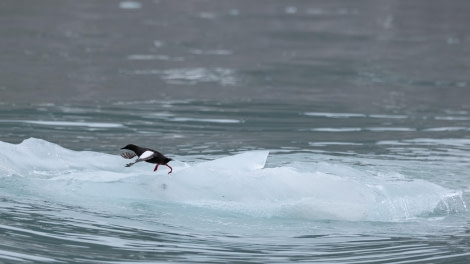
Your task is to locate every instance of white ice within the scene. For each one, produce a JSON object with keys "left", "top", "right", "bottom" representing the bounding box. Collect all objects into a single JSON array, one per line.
[{"left": 0, "top": 138, "right": 466, "bottom": 222}]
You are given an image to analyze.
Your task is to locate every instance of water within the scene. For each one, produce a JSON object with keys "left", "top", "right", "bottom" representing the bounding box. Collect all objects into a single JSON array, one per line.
[{"left": 1, "top": 1, "right": 470, "bottom": 263}]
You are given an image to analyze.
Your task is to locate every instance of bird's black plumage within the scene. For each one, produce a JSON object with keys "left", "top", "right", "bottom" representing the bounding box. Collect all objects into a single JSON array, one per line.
[{"left": 121, "top": 144, "right": 173, "bottom": 174}]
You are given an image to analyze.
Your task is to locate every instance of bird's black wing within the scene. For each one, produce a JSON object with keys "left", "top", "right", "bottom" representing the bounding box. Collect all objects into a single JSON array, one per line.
[{"left": 121, "top": 152, "right": 137, "bottom": 159}]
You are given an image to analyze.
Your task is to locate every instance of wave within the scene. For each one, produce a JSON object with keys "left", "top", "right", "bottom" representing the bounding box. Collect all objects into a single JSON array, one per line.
[{"left": 0, "top": 138, "right": 466, "bottom": 222}]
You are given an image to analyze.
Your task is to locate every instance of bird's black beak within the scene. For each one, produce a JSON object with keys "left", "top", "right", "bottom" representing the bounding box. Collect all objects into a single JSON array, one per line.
[{"left": 120, "top": 147, "right": 126, "bottom": 149}]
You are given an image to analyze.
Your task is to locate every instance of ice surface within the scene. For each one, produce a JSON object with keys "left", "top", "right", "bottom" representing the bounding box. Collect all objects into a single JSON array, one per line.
[{"left": 0, "top": 138, "right": 466, "bottom": 222}]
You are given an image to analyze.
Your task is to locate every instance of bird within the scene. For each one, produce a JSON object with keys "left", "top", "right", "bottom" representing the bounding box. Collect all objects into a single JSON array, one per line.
[{"left": 120, "top": 144, "right": 173, "bottom": 174}]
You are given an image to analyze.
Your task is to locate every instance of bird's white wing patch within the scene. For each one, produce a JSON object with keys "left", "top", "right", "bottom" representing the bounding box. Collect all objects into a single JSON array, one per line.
[{"left": 139, "top": 150, "right": 155, "bottom": 160}]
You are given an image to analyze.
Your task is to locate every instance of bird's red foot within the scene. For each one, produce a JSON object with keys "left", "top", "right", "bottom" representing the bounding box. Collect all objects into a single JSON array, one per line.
[
  {"left": 165, "top": 164, "right": 173, "bottom": 174},
  {"left": 154, "top": 163, "right": 172, "bottom": 174}
]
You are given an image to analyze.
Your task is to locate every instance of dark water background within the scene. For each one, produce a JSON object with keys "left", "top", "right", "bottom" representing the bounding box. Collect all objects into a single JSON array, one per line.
[
  {"left": 1, "top": 1, "right": 470, "bottom": 263},
  {"left": 2, "top": 0, "right": 469, "bottom": 106}
]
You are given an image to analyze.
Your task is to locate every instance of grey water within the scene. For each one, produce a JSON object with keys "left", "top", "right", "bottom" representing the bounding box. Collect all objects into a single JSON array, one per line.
[{"left": 1, "top": 1, "right": 470, "bottom": 263}]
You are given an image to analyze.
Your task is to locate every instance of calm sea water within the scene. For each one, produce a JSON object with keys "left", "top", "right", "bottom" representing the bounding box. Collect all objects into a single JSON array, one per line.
[{"left": 1, "top": 1, "right": 470, "bottom": 263}]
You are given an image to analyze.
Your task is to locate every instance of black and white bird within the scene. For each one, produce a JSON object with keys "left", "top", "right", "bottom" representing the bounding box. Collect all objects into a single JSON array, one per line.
[{"left": 120, "top": 144, "right": 173, "bottom": 174}]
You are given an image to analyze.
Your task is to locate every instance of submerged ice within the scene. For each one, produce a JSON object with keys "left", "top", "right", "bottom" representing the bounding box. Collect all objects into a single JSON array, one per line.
[{"left": 0, "top": 138, "right": 466, "bottom": 222}]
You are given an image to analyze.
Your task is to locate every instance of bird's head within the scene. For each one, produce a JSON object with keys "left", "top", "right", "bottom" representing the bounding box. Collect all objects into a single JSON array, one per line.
[{"left": 121, "top": 144, "right": 138, "bottom": 150}]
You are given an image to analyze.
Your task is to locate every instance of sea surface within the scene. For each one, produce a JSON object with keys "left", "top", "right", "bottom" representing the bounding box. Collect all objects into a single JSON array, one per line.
[{"left": 1, "top": 1, "right": 470, "bottom": 263}]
